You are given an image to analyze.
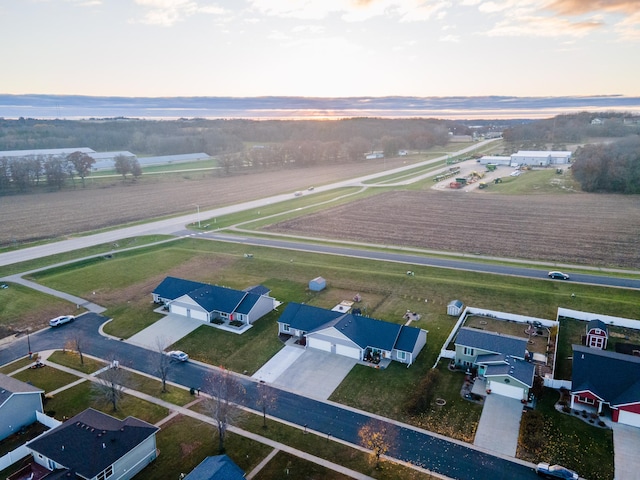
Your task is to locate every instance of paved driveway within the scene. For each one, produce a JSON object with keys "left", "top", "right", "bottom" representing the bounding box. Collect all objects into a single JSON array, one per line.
[
  {"left": 253, "top": 347, "right": 356, "bottom": 400},
  {"left": 613, "top": 423, "right": 640, "bottom": 480},
  {"left": 126, "top": 314, "right": 203, "bottom": 350},
  {"left": 474, "top": 394, "right": 524, "bottom": 457}
]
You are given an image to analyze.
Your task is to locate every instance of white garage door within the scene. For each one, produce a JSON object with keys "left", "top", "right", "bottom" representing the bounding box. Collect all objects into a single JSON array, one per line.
[
  {"left": 489, "top": 381, "right": 524, "bottom": 400},
  {"left": 618, "top": 410, "right": 640, "bottom": 428},
  {"left": 191, "top": 309, "right": 208, "bottom": 321},
  {"left": 336, "top": 344, "right": 361, "bottom": 359},
  {"left": 171, "top": 305, "right": 187, "bottom": 317},
  {"left": 308, "top": 337, "right": 332, "bottom": 352}
]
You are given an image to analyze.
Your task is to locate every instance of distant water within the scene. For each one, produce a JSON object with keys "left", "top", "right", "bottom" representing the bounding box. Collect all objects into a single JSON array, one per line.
[{"left": 1, "top": 94, "right": 640, "bottom": 120}]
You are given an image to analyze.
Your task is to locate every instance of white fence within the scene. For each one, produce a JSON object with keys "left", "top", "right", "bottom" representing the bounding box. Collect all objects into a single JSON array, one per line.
[
  {"left": 557, "top": 308, "right": 640, "bottom": 329},
  {"left": 0, "top": 414, "right": 62, "bottom": 470},
  {"left": 544, "top": 376, "right": 571, "bottom": 390},
  {"left": 0, "top": 445, "right": 30, "bottom": 471}
]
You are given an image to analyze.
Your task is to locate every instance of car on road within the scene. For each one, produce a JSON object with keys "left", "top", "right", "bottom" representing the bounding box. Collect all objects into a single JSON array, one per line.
[
  {"left": 166, "top": 350, "right": 189, "bottom": 362},
  {"left": 49, "top": 315, "right": 75, "bottom": 327},
  {"left": 535, "top": 463, "right": 579, "bottom": 479},
  {"left": 548, "top": 271, "right": 570, "bottom": 280}
]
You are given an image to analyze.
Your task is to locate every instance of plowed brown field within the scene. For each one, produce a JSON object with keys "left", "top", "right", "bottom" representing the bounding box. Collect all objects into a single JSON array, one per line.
[
  {"left": 0, "top": 158, "right": 409, "bottom": 246},
  {"left": 263, "top": 190, "right": 640, "bottom": 268}
]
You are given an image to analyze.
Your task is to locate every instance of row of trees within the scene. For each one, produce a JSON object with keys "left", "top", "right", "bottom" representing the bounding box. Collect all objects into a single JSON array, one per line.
[
  {"left": 0, "top": 152, "right": 141, "bottom": 193},
  {"left": 572, "top": 136, "right": 640, "bottom": 193}
]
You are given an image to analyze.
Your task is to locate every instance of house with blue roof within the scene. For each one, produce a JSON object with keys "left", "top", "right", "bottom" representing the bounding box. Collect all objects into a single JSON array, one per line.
[
  {"left": 183, "top": 454, "right": 245, "bottom": 480},
  {"left": 571, "top": 344, "right": 640, "bottom": 427},
  {"left": 152, "top": 276, "right": 277, "bottom": 326},
  {"left": 454, "top": 327, "right": 534, "bottom": 400},
  {"left": 277, "top": 303, "right": 427, "bottom": 366}
]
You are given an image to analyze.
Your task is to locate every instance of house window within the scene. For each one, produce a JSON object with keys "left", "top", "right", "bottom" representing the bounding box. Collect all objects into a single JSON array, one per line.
[
  {"left": 463, "top": 347, "right": 474, "bottom": 356},
  {"left": 397, "top": 351, "right": 406, "bottom": 360},
  {"left": 578, "top": 396, "right": 595, "bottom": 405},
  {"left": 283, "top": 324, "right": 290, "bottom": 332},
  {"left": 96, "top": 465, "right": 113, "bottom": 480}
]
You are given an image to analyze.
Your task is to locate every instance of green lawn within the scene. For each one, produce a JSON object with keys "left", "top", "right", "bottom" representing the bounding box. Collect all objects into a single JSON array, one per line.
[
  {"left": 253, "top": 451, "right": 353, "bottom": 480},
  {"left": 0, "top": 355, "right": 35, "bottom": 374},
  {"left": 518, "top": 389, "right": 614, "bottom": 480},
  {"left": 48, "top": 350, "right": 107, "bottom": 374},
  {"left": 13, "top": 365, "right": 80, "bottom": 394}
]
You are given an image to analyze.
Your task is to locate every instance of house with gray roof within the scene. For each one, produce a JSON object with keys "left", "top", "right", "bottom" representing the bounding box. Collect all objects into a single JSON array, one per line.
[
  {"left": 571, "top": 344, "right": 640, "bottom": 427},
  {"left": 454, "top": 327, "right": 534, "bottom": 400},
  {"left": 26, "top": 408, "right": 159, "bottom": 480},
  {"left": 277, "top": 303, "right": 427, "bottom": 366},
  {"left": 152, "top": 276, "right": 277, "bottom": 326},
  {"left": 0, "top": 373, "right": 44, "bottom": 441}
]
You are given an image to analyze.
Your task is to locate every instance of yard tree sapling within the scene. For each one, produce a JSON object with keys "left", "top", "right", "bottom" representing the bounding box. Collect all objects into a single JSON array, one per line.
[
  {"left": 358, "top": 418, "right": 396, "bottom": 469},
  {"left": 155, "top": 336, "right": 171, "bottom": 393},
  {"left": 203, "top": 368, "right": 246, "bottom": 454},
  {"left": 92, "top": 356, "right": 128, "bottom": 411},
  {"left": 255, "top": 381, "right": 277, "bottom": 429}
]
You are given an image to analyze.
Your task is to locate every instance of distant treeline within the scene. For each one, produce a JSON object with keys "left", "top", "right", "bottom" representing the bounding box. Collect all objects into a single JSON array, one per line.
[{"left": 0, "top": 117, "right": 469, "bottom": 195}]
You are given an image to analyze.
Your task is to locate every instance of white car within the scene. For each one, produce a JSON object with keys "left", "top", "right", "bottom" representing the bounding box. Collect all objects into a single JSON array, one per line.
[
  {"left": 167, "top": 350, "right": 189, "bottom": 362},
  {"left": 49, "top": 315, "right": 75, "bottom": 327}
]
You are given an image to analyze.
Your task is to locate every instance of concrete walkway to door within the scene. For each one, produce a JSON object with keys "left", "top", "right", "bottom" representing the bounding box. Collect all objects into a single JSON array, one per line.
[{"left": 474, "top": 394, "right": 524, "bottom": 457}]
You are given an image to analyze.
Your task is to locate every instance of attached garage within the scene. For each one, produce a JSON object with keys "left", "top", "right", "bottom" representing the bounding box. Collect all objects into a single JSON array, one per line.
[
  {"left": 488, "top": 380, "right": 525, "bottom": 400},
  {"left": 308, "top": 337, "right": 332, "bottom": 352},
  {"left": 336, "top": 343, "right": 361, "bottom": 360},
  {"left": 618, "top": 410, "right": 640, "bottom": 428}
]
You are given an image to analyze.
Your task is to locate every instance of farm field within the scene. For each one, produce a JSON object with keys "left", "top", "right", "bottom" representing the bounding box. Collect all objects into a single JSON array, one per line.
[
  {"left": 0, "top": 156, "right": 416, "bottom": 246},
  {"left": 262, "top": 189, "right": 640, "bottom": 268}
]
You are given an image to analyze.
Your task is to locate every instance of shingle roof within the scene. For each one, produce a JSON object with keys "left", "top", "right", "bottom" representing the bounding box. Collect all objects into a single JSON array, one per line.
[
  {"left": 587, "top": 319, "right": 607, "bottom": 333},
  {"left": 455, "top": 327, "right": 528, "bottom": 359},
  {"left": 572, "top": 345, "right": 640, "bottom": 406},
  {"left": 244, "top": 285, "right": 270, "bottom": 296},
  {"left": 27, "top": 408, "right": 158, "bottom": 479},
  {"left": 0, "top": 373, "right": 43, "bottom": 406},
  {"left": 235, "top": 293, "right": 260, "bottom": 315},
  {"left": 483, "top": 356, "right": 535, "bottom": 387},
  {"left": 184, "top": 455, "right": 245, "bottom": 480},
  {"left": 280, "top": 303, "right": 422, "bottom": 353},
  {"left": 187, "top": 285, "right": 246, "bottom": 313},
  {"left": 153, "top": 276, "right": 208, "bottom": 301}
]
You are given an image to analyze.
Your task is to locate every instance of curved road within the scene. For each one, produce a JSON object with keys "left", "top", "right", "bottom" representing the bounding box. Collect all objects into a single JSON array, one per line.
[{"left": 0, "top": 313, "right": 539, "bottom": 480}]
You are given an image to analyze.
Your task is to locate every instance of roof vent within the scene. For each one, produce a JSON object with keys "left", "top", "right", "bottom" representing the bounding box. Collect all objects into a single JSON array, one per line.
[{"left": 103, "top": 443, "right": 106, "bottom": 449}]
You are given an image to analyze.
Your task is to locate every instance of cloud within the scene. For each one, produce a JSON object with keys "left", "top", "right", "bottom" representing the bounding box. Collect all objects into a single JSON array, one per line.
[
  {"left": 545, "top": 0, "right": 639, "bottom": 16},
  {"left": 439, "top": 34, "right": 460, "bottom": 42},
  {"left": 487, "top": 12, "right": 603, "bottom": 37},
  {"left": 135, "top": 0, "right": 226, "bottom": 26}
]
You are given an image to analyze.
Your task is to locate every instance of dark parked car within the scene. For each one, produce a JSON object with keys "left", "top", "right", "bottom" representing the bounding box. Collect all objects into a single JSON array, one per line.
[
  {"left": 548, "top": 271, "right": 570, "bottom": 280},
  {"left": 536, "top": 462, "right": 579, "bottom": 479}
]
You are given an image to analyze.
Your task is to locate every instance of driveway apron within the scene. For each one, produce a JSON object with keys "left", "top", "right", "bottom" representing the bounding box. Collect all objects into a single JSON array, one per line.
[
  {"left": 613, "top": 423, "right": 640, "bottom": 480},
  {"left": 126, "top": 314, "right": 203, "bottom": 349},
  {"left": 474, "top": 394, "right": 524, "bottom": 457},
  {"left": 252, "top": 345, "right": 306, "bottom": 383}
]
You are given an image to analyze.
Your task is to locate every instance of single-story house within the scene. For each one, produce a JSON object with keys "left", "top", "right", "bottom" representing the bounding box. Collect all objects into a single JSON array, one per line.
[
  {"left": 308, "top": 276, "right": 326, "bottom": 292},
  {"left": 184, "top": 454, "right": 245, "bottom": 480},
  {"left": 571, "top": 344, "right": 640, "bottom": 427},
  {"left": 447, "top": 300, "right": 464, "bottom": 316},
  {"left": 585, "top": 319, "right": 608, "bottom": 350},
  {"left": 152, "top": 277, "right": 277, "bottom": 326},
  {"left": 277, "top": 303, "right": 427, "bottom": 366},
  {"left": 0, "top": 373, "right": 44, "bottom": 441},
  {"left": 454, "top": 327, "right": 534, "bottom": 400},
  {"left": 27, "top": 408, "right": 159, "bottom": 480}
]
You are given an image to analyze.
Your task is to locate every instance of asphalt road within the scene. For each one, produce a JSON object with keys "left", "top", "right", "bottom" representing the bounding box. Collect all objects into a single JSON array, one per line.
[{"left": 0, "top": 313, "right": 539, "bottom": 480}]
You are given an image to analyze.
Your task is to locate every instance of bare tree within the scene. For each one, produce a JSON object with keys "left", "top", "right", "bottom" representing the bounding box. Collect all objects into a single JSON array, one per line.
[
  {"left": 255, "top": 381, "right": 277, "bottom": 429},
  {"left": 203, "top": 368, "right": 246, "bottom": 453},
  {"left": 155, "top": 336, "right": 171, "bottom": 393},
  {"left": 63, "top": 334, "right": 85, "bottom": 365},
  {"left": 358, "top": 419, "right": 396, "bottom": 469},
  {"left": 92, "top": 359, "right": 127, "bottom": 411}
]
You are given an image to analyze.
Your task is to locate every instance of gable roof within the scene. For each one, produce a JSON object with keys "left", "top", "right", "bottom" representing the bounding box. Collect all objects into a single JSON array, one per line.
[
  {"left": 482, "top": 356, "right": 535, "bottom": 387},
  {"left": 153, "top": 276, "right": 207, "bottom": 301},
  {"left": 244, "top": 285, "right": 270, "bottom": 296},
  {"left": 0, "top": 373, "right": 43, "bottom": 406},
  {"left": 280, "top": 303, "right": 423, "bottom": 353},
  {"left": 454, "top": 327, "right": 528, "bottom": 359},
  {"left": 572, "top": 345, "right": 640, "bottom": 406},
  {"left": 184, "top": 455, "right": 245, "bottom": 480},
  {"left": 187, "top": 285, "right": 246, "bottom": 313},
  {"left": 587, "top": 319, "right": 607, "bottom": 333},
  {"left": 27, "top": 408, "right": 158, "bottom": 479}
]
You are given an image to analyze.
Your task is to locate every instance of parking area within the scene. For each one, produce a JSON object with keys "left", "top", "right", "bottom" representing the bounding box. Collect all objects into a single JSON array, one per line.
[
  {"left": 253, "top": 347, "right": 356, "bottom": 400},
  {"left": 125, "top": 314, "right": 203, "bottom": 350},
  {"left": 474, "top": 394, "right": 524, "bottom": 457}
]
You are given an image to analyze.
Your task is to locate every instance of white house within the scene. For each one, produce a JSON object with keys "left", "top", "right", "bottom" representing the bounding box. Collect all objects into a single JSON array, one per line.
[{"left": 510, "top": 150, "right": 572, "bottom": 166}]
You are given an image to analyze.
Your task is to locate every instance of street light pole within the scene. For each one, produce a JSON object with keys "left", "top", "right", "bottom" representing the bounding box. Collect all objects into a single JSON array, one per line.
[
  {"left": 193, "top": 204, "right": 201, "bottom": 228},
  {"left": 27, "top": 329, "right": 32, "bottom": 357}
]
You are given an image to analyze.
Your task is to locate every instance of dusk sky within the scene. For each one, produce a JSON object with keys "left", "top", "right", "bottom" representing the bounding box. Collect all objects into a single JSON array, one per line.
[{"left": 3, "top": 0, "right": 639, "bottom": 98}]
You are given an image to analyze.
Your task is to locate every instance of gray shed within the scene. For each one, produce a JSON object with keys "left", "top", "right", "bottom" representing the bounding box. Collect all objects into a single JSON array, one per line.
[
  {"left": 309, "top": 276, "right": 327, "bottom": 292},
  {"left": 447, "top": 300, "right": 464, "bottom": 316}
]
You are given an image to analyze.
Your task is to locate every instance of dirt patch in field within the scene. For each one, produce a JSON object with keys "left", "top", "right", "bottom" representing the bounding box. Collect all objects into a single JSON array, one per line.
[
  {"left": 0, "top": 159, "right": 411, "bottom": 247},
  {"left": 262, "top": 190, "right": 640, "bottom": 268}
]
